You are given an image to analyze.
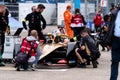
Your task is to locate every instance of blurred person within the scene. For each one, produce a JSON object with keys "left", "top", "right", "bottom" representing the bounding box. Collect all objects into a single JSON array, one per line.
[
  {"left": 22, "top": 4, "right": 46, "bottom": 43},
  {"left": 70, "top": 28, "right": 100, "bottom": 68},
  {"left": 93, "top": 10, "right": 104, "bottom": 33},
  {"left": 0, "top": 4, "right": 9, "bottom": 66},
  {"left": 63, "top": 4, "right": 74, "bottom": 38},
  {"left": 104, "top": 2, "right": 120, "bottom": 80},
  {"left": 71, "top": 8, "right": 86, "bottom": 37},
  {"left": 79, "top": 29, "right": 100, "bottom": 68},
  {"left": 16, "top": 30, "right": 42, "bottom": 71},
  {"left": 99, "top": 14, "right": 110, "bottom": 51},
  {"left": 52, "top": 25, "right": 65, "bottom": 35},
  {"left": 4, "top": 6, "right": 10, "bottom": 35},
  {"left": 109, "top": 3, "right": 116, "bottom": 15},
  {"left": 31, "top": 5, "right": 36, "bottom": 12}
]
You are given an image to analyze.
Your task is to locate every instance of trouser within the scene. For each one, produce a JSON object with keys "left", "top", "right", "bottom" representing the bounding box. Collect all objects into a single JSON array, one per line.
[
  {"left": 33, "top": 55, "right": 40, "bottom": 65},
  {"left": 99, "top": 41, "right": 105, "bottom": 50},
  {"left": 28, "top": 29, "right": 46, "bottom": 43},
  {"left": 0, "top": 32, "right": 5, "bottom": 63},
  {"left": 95, "top": 25, "right": 101, "bottom": 33},
  {"left": 25, "top": 55, "right": 40, "bottom": 69},
  {"left": 77, "top": 49, "right": 90, "bottom": 60},
  {"left": 91, "top": 52, "right": 100, "bottom": 61},
  {"left": 65, "top": 23, "right": 73, "bottom": 38},
  {"left": 73, "top": 27, "right": 85, "bottom": 37},
  {"left": 110, "top": 37, "right": 120, "bottom": 80},
  {"left": 110, "top": 62, "right": 119, "bottom": 80}
]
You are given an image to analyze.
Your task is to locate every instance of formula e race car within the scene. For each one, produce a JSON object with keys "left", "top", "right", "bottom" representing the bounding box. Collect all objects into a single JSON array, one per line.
[
  {"left": 37, "top": 33, "right": 78, "bottom": 69},
  {"left": 12, "top": 33, "right": 78, "bottom": 69}
]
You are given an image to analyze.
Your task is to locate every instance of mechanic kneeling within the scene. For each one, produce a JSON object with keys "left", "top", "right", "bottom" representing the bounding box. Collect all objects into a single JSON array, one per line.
[{"left": 74, "top": 28, "right": 100, "bottom": 68}]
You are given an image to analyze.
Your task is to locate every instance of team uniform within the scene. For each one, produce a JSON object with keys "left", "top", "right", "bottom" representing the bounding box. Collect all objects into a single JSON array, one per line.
[
  {"left": 71, "top": 13, "right": 86, "bottom": 36},
  {"left": 23, "top": 11, "right": 46, "bottom": 42}
]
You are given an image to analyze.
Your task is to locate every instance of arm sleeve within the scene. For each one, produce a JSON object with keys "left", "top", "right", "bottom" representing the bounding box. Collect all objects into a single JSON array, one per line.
[
  {"left": 41, "top": 15, "right": 46, "bottom": 30},
  {"left": 81, "top": 15, "right": 86, "bottom": 25},
  {"left": 36, "top": 44, "right": 43, "bottom": 56},
  {"left": 22, "top": 21, "right": 27, "bottom": 30},
  {"left": 25, "top": 14, "right": 30, "bottom": 21},
  {"left": 71, "top": 16, "right": 74, "bottom": 23},
  {"left": 63, "top": 12, "right": 71, "bottom": 24},
  {"left": 22, "top": 14, "right": 30, "bottom": 30}
]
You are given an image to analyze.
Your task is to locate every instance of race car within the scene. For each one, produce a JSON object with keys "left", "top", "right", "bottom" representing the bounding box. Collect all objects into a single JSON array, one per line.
[{"left": 38, "top": 33, "right": 78, "bottom": 69}]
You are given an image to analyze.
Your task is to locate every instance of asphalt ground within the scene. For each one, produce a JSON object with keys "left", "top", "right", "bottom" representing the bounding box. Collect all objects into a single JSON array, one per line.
[
  {"left": 0, "top": 26, "right": 120, "bottom": 80},
  {"left": 0, "top": 50, "right": 117, "bottom": 80}
]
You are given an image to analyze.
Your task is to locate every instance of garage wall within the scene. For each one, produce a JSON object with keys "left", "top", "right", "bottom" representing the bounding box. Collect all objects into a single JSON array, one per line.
[{"left": 19, "top": 3, "right": 56, "bottom": 24}]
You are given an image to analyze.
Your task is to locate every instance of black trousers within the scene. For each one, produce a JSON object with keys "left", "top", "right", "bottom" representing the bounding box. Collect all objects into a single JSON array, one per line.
[
  {"left": 0, "top": 32, "right": 5, "bottom": 54},
  {"left": 28, "top": 29, "right": 46, "bottom": 43},
  {"left": 0, "top": 32, "right": 5, "bottom": 62},
  {"left": 95, "top": 25, "right": 101, "bottom": 32}
]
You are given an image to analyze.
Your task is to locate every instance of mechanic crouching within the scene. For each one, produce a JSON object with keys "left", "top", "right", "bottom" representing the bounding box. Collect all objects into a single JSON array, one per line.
[
  {"left": 74, "top": 28, "right": 101, "bottom": 68},
  {"left": 16, "top": 30, "right": 42, "bottom": 71}
]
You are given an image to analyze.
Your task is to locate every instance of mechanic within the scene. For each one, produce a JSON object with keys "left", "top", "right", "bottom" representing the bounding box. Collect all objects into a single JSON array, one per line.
[{"left": 22, "top": 4, "right": 46, "bottom": 43}]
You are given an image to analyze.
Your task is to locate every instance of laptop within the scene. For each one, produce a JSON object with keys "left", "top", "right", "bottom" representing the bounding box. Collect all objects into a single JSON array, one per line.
[{"left": 14, "top": 28, "right": 23, "bottom": 36}]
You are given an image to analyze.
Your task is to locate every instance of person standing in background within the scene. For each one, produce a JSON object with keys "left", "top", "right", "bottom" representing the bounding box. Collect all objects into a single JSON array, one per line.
[
  {"left": 31, "top": 6, "right": 36, "bottom": 12},
  {"left": 71, "top": 8, "right": 86, "bottom": 37},
  {"left": 109, "top": 3, "right": 120, "bottom": 80},
  {"left": 104, "top": 3, "right": 120, "bottom": 80},
  {"left": 0, "top": 4, "right": 9, "bottom": 66},
  {"left": 63, "top": 4, "right": 73, "bottom": 38},
  {"left": 93, "top": 10, "right": 104, "bottom": 33},
  {"left": 22, "top": 4, "right": 46, "bottom": 43}
]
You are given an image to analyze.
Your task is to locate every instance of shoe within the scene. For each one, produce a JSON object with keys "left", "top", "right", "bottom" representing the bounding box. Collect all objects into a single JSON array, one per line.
[
  {"left": 86, "top": 60, "right": 90, "bottom": 65},
  {"left": 31, "top": 67, "right": 35, "bottom": 71},
  {"left": 0, "top": 62, "right": 5, "bottom": 66},
  {"left": 77, "top": 63, "right": 86, "bottom": 68},
  {"left": 15, "top": 63, "right": 18, "bottom": 68},
  {"left": 35, "top": 65, "right": 39, "bottom": 69},
  {"left": 92, "top": 61, "right": 97, "bottom": 68},
  {"left": 29, "top": 65, "right": 36, "bottom": 71},
  {"left": 86, "top": 57, "right": 91, "bottom": 65},
  {"left": 96, "top": 61, "right": 99, "bottom": 64},
  {"left": 16, "top": 67, "right": 20, "bottom": 71},
  {"left": 16, "top": 65, "right": 20, "bottom": 71}
]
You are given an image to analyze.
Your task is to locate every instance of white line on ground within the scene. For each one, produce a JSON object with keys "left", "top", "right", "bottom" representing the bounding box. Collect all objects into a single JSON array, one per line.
[{"left": 39, "top": 69, "right": 68, "bottom": 72}]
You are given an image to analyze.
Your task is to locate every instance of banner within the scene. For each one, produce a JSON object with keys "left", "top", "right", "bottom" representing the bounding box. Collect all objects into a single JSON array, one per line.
[{"left": 101, "top": 0, "right": 107, "bottom": 7}]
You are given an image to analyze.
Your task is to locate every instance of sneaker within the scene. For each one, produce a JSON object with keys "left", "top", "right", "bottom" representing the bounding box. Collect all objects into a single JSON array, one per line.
[
  {"left": 96, "top": 61, "right": 99, "bottom": 64},
  {"left": 16, "top": 65, "right": 20, "bottom": 71},
  {"left": 29, "top": 65, "right": 36, "bottom": 71},
  {"left": 0, "top": 62, "right": 5, "bottom": 66},
  {"left": 33, "top": 64, "right": 40, "bottom": 69},
  {"left": 31, "top": 67, "right": 35, "bottom": 71},
  {"left": 86, "top": 60, "right": 91, "bottom": 65},
  {"left": 77, "top": 63, "right": 86, "bottom": 68},
  {"left": 92, "top": 61, "right": 97, "bottom": 68}
]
